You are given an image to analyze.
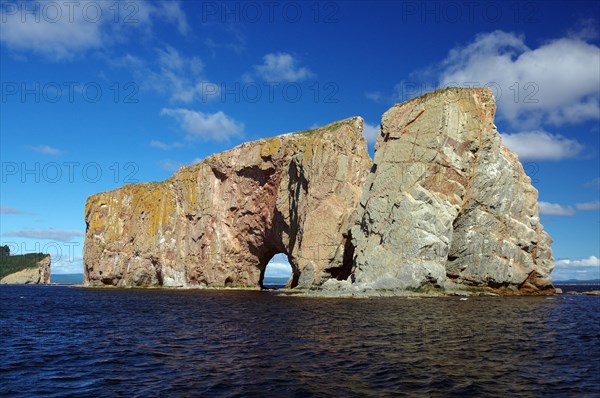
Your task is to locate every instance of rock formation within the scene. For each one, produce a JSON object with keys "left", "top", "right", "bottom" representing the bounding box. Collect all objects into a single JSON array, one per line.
[
  {"left": 349, "top": 88, "right": 554, "bottom": 294},
  {"left": 0, "top": 255, "right": 51, "bottom": 284},
  {"left": 84, "top": 88, "right": 555, "bottom": 294},
  {"left": 84, "top": 118, "right": 371, "bottom": 288}
]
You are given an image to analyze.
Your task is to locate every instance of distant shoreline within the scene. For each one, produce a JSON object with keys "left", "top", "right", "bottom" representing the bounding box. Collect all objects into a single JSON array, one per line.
[
  {"left": 5, "top": 283, "right": 599, "bottom": 298},
  {"left": 37, "top": 274, "right": 600, "bottom": 298}
]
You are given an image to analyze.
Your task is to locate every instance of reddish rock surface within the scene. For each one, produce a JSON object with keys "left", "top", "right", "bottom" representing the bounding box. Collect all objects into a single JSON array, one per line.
[
  {"left": 84, "top": 88, "right": 555, "bottom": 295},
  {"left": 84, "top": 118, "right": 371, "bottom": 288}
]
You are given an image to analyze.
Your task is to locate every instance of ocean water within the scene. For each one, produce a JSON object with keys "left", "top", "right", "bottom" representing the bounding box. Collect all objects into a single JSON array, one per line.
[
  {"left": 555, "top": 283, "right": 600, "bottom": 293},
  {"left": 1, "top": 285, "right": 599, "bottom": 397},
  {"left": 50, "top": 274, "right": 84, "bottom": 285}
]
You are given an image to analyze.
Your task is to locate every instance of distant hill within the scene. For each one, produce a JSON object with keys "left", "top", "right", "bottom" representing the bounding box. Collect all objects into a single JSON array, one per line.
[
  {"left": 554, "top": 279, "right": 600, "bottom": 284},
  {"left": 0, "top": 252, "right": 48, "bottom": 280},
  {"left": 263, "top": 276, "right": 289, "bottom": 288},
  {"left": 51, "top": 274, "right": 84, "bottom": 285}
]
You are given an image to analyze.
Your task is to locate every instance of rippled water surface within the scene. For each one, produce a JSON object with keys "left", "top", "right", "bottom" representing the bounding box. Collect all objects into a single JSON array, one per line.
[{"left": 1, "top": 285, "right": 599, "bottom": 397}]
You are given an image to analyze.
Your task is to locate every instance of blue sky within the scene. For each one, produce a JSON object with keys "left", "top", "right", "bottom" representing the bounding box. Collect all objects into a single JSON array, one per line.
[{"left": 0, "top": 0, "right": 598, "bottom": 281}]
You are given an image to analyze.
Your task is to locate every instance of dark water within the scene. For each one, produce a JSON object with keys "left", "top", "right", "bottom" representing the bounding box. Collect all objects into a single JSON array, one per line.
[
  {"left": 1, "top": 286, "right": 599, "bottom": 397},
  {"left": 555, "top": 283, "right": 600, "bottom": 293},
  {"left": 262, "top": 277, "right": 289, "bottom": 289}
]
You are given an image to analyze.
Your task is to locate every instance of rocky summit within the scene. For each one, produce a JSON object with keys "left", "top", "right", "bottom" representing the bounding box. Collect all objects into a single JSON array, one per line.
[
  {"left": 84, "top": 88, "right": 555, "bottom": 295},
  {"left": 349, "top": 88, "right": 554, "bottom": 294}
]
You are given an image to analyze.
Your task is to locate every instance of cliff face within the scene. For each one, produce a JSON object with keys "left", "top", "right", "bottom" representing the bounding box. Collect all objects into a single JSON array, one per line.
[
  {"left": 0, "top": 255, "right": 51, "bottom": 284},
  {"left": 350, "top": 88, "right": 554, "bottom": 293},
  {"left": 84, "top": 118, "right": 371, "bottom": 288},
  {"left": 84, "top": 88, "right": 555, "bottom": 294}
]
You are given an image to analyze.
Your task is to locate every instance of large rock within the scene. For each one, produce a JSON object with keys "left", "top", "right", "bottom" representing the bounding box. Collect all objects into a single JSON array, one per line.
[
  {"left": 84, "top": 88, "right": 555, "bottom": 294},
  {"left": 350, "top": 88, "right": 554, "bottom": 294},
  {"left": 84, "top": 118, "right": 371, "bottom": 288},
  {"left": 0, "top": 255, "right": 51, "bottom": 284}
]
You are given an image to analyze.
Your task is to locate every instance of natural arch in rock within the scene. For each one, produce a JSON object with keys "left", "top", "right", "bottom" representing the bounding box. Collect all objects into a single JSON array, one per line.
[
  {"left": 84, "top": 88, "right": 556, "bottom": 294},
  {"left": 84, "top": 118, "right": 371, "bottom": 288},
  {"left": 261, "top": 253, "right": 294, "bottom": 289}
]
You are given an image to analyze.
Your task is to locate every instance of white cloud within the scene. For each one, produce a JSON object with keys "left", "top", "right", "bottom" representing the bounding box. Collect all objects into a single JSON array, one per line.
[
  {"left": 119, "top": 47, "right": 215, "bottom": 103},
  {"left": 51, "top": 256, "right": 83, "bottom": 274},
  {"left": 161, "top": 108, "right": 244, "bottom": 141},
  {"left": 27, "top": 145, "right": 64, "bottom": 155},
  {"left": 158, "top": 159, "right": 184, "bottom": 172},
  {"left": 0, "top": 206, "right": 30, "bottom": 215},
  {"left": 156, "top": 49, "right": 207, "bottom": 103},
  {"left": 111, "top": 53, "right": 144, "bottom": 69},
  {"left": 0, "top": 1, "right": 189, "bottom": 61},
  {"left": 159, "top": 157, "right": 204, "bottom": 172},
  {"left": 159, "top": 1, "right": 189, "bottom": 35},
  {"left": 264, "top": 261, "right": 292, "bottom": 278},
  {"left": 362, "top": 122, "right": 380, "bottom": 145},
  {"left": 576, "top": 201, "right": 600, "bottom": 211},
  {"left": 149, "top": 140, "right": 183, "bottom": 151},
  {"left": 0, "top": 1, "right": 103, "bottom": 60},
  {"left": 552, "top": 263, "right": 600, "bottom": 281},
  {"left": 254, "top": 53, "right": 314, "bottom": 82},
  {"left": 556, "top": 256, "right": 600, "bottom": 267},
  {"left": 265, "top": 254, "right": 292, "bottom": 278},
  {"left": 538, "top": 200, "right": 599, "bottom": 216},
  {"left": 365, "top": 91, "right": 383, "bottom": 102},
  {"left": 538, "top": 201, "right": 576, "bottom": 216},
  {"left": 500, "top": 131, "right": 583, "bottom": 161},
  {"left": 203, "top": 24, "right": 246, "bottom": 56},
  {"left": 438, "top": 31, "right": 600, "bottom": 128},
  {"left": 585, "top": 178, "right": 600, "bottom": 189},
  {"left": 567, "top": 18, "right": 599, "bottom": 41},
  {"left": 3, "top": 229, "right": 84, "bottom": 242}
]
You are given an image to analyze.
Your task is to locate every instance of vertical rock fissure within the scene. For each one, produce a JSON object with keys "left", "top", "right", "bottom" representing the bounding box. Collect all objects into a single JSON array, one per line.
[
  {"left": 350, "top": 88, "right": 554, "bottom": 294},
  {"left": 83, "top": 90, "right": 553, "bottom": 294},
  {"left": 83, "top": 117, "right": 371, "bottom": 289}
]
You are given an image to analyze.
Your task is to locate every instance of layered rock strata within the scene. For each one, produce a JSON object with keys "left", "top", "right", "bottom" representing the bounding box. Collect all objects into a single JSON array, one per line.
[
  {"left": 84, "top": 88, "right": 555, "bottom": 294},
  {"left": 84, "top": 118, "right": 371, "bottom": 288},
  {"left": 350, "top": 88, "right": 554, "bottom": 294}
]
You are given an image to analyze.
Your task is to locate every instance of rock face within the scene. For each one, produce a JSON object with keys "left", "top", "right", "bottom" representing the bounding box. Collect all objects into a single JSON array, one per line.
[
  {"left": 84, "top": 118, "right": 371, "bottom": 288},
  {"left": 350, "top": 88, "right": 554, "bottom": 294},
  {"left": 0, "top": 255, "right": 51, "bottom": 284},
  {"left": 84, "top": 88, "right": 555, "bottom": 294}
]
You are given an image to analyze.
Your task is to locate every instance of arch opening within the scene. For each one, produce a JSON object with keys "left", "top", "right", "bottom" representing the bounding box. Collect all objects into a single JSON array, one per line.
[{"left": 261, "top": 253, "right": 294, "bottom": 289}]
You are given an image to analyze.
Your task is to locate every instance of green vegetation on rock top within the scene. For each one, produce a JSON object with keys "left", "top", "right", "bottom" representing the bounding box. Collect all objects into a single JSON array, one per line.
[
  {"left": 298, "top": 120, "right": 347, "bottom": 137},
  {"left": 0, "top": 253, "right": 47, "bottom": 280}
]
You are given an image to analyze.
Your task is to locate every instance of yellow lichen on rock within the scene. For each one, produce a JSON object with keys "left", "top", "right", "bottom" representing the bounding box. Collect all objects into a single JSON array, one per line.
[
  {"left": 260, "top": 137, "right": 282, "bottom": 158},
  {"left": 83, "top": 116, "right": 371, "bottom": 288},
  {"left": 83, "top": 89, "right": 555, "bottom": 295}
]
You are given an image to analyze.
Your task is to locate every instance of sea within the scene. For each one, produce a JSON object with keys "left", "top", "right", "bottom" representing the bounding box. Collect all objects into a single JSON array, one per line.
[{"left": 1, "top": 283, "right": 599, "bottom": 397}]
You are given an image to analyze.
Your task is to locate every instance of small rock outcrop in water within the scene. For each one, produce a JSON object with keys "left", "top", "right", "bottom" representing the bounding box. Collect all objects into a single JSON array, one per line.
[
  {"left": 0, "top": 255, "right": 51, "bottom": 284},
  {"left": 84, "top": 88, "right": 555, "bottom": 294}
]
